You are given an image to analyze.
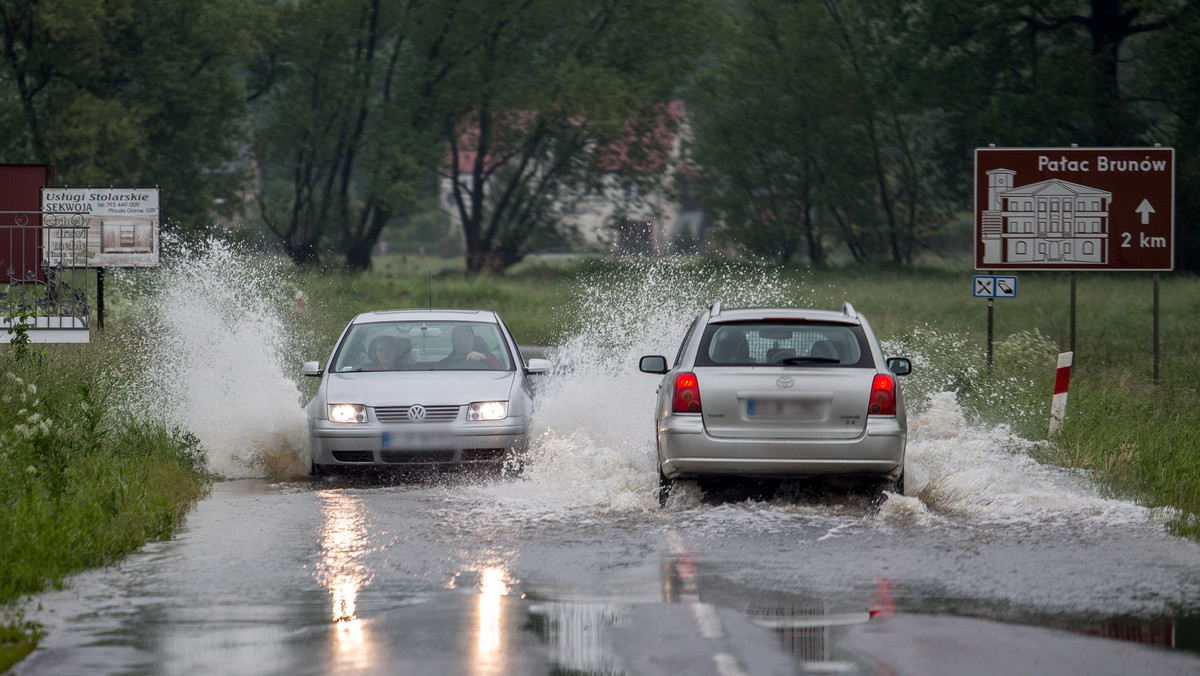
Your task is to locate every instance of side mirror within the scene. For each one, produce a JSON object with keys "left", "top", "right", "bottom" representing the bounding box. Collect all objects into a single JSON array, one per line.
[
  {"left": 639, "top": 355, "right": 669, "bottom": 374},
  {"left": 302, "top": 361, "right": 324, "bottom": 377},
  {"left": 525, "top": 358, "right": 552, "bottom": 375},
  {"left": 886, "top": 357, "right": 912, "bottom": 376}
]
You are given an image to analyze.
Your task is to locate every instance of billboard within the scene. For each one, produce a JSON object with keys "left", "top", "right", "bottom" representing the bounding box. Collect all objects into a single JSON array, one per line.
[
  {"left": 42, "top": 187, "right": 160, "bottom": 267},
  {"left": 974, "top": 147, "right": 1174, "bottom": 271}
]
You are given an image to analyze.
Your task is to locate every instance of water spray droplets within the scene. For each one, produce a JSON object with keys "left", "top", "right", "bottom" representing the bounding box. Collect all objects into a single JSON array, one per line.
[{"left": 116, "top": 238, "right": 310, "bottom": 478}]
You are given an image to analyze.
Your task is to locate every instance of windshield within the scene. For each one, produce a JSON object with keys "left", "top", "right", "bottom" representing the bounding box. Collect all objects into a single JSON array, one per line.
[
  {"left": 695, "top": 321, "right": 870, "bottom": 367},
  {"left": 330, "top": 321, "right": 514, "bottom": 372}
]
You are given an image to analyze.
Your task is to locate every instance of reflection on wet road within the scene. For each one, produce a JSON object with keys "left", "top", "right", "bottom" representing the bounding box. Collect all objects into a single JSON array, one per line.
[{"left": 317, "top": 490, "right": 374, "bottom": 670}]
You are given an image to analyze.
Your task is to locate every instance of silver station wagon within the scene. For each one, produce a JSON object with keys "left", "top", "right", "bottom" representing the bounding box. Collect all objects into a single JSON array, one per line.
[
  {"left": 304, "top": 309, "right": 550, "bottom": 474},
  {"left": 639, "top": 302, "right": 912, "bottom": 505}
]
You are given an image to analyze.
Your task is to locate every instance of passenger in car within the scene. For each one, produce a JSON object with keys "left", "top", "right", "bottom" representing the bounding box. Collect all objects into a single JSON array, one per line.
[
  {"left": 435, "top": 325, "right": 501, "bottom": 370},
  {"left": 366, "top": 336, "right": 413, "bottom": 371}
]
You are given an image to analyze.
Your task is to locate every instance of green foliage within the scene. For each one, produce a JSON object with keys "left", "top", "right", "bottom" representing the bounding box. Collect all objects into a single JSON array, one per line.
[
  {"left": 3, "top": 309, "right": 37, "bottom": 362},
  {"left": 0, "top": 615, "right": 39, "bottom": 673},
  {"left": 0, "top": 0, "right": 268, "bottom": 229}
]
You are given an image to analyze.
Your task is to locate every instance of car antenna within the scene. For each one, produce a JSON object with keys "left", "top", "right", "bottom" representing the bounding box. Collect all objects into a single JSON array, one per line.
[{"left": 428, "top": 270, "right": 432, "bottom": 309}]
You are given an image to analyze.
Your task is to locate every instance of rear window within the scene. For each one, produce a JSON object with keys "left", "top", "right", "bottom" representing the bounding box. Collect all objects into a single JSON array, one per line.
[{"left": 694, "top": 321, "right": 872, "bottom": 367}]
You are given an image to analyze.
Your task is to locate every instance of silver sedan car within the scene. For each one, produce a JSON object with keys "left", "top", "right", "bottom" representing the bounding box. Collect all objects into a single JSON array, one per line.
[
  {"left": 303, "top": 309, "right": 550, "bottom": 474},
  {"left": 639, "top": 302, "right": 912, "bottom": 505}
]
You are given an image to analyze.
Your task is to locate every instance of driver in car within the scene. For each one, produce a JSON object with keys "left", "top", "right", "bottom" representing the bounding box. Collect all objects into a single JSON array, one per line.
[{"left": 435, "top": 325, "right": 501, "bottom": 370}]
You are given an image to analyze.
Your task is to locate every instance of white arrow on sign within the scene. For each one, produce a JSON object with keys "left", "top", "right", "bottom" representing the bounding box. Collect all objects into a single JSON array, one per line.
[{"left": 1136, "top": 198, "right": 1155, "bottom": 225}]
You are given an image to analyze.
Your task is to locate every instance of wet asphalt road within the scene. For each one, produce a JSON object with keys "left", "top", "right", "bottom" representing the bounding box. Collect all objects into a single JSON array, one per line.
[{"left": 14, "top": 470, "right": 1200, "bottom": 676}]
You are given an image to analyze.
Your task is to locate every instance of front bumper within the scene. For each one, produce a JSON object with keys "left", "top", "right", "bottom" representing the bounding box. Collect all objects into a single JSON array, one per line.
[
  {"left": 309, "top": 418, "right": 529, "bottom": 467},
  {"left": 658, "top": 414, "right": 905, "bottom": 480}
]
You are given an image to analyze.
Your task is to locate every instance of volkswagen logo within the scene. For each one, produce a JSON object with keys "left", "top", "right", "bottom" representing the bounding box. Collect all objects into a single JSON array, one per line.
[
  {"left": 776, "top": 376, "right": 794, "bottom": 389},
  {"left": 407, "top": 404, "right": 427, "bottom": 421}
]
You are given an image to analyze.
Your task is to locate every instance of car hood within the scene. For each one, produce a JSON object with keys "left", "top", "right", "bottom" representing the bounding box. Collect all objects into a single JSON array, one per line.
[{"left": 323, "top": 370, "right": 517, "bottom": 407}]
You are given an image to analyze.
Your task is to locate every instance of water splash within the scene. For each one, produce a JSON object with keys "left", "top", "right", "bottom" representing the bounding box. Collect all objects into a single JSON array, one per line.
[
  {"left": 467, "top": 258, "right": 1159, "bottom": 534},
  {"left": 114, "top": 238, "right": 310, "bottom": 479},
  {"left": 509, "top": 258, "right": 808, "bottom": 511}
]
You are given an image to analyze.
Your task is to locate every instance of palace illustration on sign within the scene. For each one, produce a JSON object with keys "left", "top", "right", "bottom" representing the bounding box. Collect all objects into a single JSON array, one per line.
[{"left": 980, "top": 168, "right": 1111, "bottom": 265}]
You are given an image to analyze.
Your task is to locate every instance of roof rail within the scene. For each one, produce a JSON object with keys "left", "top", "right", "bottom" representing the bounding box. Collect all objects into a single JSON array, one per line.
[
  {"left": 709, "top": 301, "right": 721, "bottom": 317},
  {"left": 842, "top": 302, "right": 857, "bottom": 319}
]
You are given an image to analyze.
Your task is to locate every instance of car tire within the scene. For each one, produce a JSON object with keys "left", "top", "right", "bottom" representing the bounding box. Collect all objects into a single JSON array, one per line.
[
  {"left": 310, "top": 460, "right": 326, "bottom": 477},
  {"left": 658, "top": 466, "right": 674, "bottom": 508},
  {"left": 869, "top": 471, "right": 904, "bottom": 504}
]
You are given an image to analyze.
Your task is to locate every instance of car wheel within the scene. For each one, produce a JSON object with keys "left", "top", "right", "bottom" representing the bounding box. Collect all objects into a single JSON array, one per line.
[
  {"left": 869, "top": 472, "right": 904, "bottom": 504},
  {"left": 658, "top": 466, "right": 674, "bottom": 508}
]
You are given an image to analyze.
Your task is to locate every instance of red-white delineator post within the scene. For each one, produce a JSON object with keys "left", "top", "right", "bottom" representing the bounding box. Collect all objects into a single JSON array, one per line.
[{"left": 1049, "top": 351, "right": 1073, "bottom": 437}]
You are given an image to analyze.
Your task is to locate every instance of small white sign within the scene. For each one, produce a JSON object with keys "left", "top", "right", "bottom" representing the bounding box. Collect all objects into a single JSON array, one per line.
[{"left": 973, "top": 275, "right": 1018, "bottom": 298}]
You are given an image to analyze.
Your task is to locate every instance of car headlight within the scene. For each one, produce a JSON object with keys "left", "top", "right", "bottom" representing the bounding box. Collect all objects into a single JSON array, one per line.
[
  {"left": 328, "top": 404, "right": 367, "bottom": 423},
  {"left": 467, "top": 401, "right": 508, "bottom": 421}
]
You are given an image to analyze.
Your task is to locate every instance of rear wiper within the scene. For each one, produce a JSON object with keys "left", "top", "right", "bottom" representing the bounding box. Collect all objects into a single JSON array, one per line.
[{"left": 779, "top": 356, "right": 839, "bottom": 364}]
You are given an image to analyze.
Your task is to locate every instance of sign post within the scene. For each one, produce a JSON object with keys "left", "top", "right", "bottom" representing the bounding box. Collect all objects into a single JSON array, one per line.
[
  {"left": 972, "top": 275, "right": 1018, "bottom": 371},
  {"left": 974, "top": 147, "right": 1174, "bottom": 381}
]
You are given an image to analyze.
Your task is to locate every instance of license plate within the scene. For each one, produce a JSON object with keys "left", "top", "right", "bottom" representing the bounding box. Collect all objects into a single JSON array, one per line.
[{"left": 746, "top": 398, "right": 823, "bottom": 421}]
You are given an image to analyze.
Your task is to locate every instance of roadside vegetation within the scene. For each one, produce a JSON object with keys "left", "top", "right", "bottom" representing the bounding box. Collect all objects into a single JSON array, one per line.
[
  {"left": 0, "top": 333, "right": 209, "bottom": 671},
  {"left": 2, "top": 253, "right": 1197, "bottom": 669}
]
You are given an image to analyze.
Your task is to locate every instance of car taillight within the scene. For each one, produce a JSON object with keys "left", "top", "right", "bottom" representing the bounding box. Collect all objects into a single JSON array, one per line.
[
  {"left": 868, "top": 374, "right": 896, "bottom": 416},
  {"left": 673, "top": 372, "right": 702, "bottom": 413}
]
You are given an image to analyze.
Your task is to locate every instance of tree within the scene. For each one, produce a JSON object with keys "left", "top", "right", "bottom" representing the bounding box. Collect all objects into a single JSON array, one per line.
[
  {"left": 428, "top": 0, "right": 707, "bottom": 274},
  {"left": 1146, "top": 2, "right": 1200, "bottom": 272},
  {"left": 688, "top": 0, "right": 948, "bottom": 265},
  {"left": 250, "top": 0, "right": 706, "bottom": 274},
  {"left": 0, "top": 0, "right": 265, "bottom": 228},
  {"left": 251, "top": 0, "right": 441, "bottom": 268},
  {"left": 687, "top": 1, "right": 843, "bottom": 265},
  {"left": 914, "top": 0, "right": 1184, "bottom": 184}
]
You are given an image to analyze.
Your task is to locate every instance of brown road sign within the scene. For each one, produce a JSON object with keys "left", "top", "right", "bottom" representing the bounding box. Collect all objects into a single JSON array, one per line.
[{"left": 975, "top": 147, "right": 1174, "bottom": 271}]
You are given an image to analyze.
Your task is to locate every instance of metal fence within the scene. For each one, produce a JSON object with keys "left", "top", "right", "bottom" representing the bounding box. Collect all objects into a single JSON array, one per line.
[{"left": 1, "top": 214, "right": 92, "bottom": 343}]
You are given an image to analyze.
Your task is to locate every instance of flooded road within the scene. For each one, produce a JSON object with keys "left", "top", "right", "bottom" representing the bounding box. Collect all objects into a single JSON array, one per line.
[
  {"left": 15, "top": 460, "right": 1200, "bottom": 675},
  {"left": 18, "top": 248, "right": 1200, "bottom": 674}
]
